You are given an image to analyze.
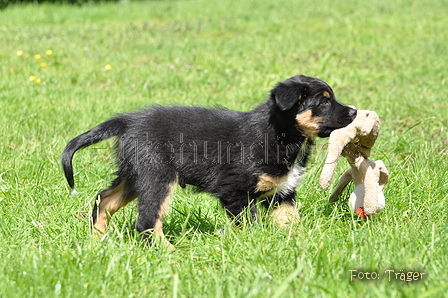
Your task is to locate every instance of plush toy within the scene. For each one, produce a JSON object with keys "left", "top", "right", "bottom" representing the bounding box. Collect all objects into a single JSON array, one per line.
[{"left": 319, "top": 110, "right": 389, "bottom": 218}]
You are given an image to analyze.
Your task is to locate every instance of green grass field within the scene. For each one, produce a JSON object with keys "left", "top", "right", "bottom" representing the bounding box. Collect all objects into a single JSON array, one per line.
[{"left": 1, "top": 0, "right": 447, "bottom": 296}]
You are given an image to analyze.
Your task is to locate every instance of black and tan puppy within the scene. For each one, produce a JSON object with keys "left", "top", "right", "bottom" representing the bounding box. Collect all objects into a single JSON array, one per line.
[{"left": 62, "top": 75, "right": 356, "bottom": 245}]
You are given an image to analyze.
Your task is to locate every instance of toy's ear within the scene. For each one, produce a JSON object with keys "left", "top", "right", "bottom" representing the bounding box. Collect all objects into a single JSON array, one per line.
[
  {"left": 376, "top": 160, "right": 389, "bottom": 189},
  {"left": 271, "top": 82, "right": 306, "bottom": 111},
  {"left": 328, "top": 168, "right": 353, "bottom": 202}
]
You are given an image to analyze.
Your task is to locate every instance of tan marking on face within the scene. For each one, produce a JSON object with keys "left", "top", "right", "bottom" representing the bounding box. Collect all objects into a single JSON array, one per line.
[
  {"left": 271, "top": 204, "right": 300, "bottom": 227},
  {"left": 152, "top": 180, "right": 177, "bottom": 249},
  {"left": 296, "top": 110, "right": 323, "bottom": 137},
  {"left": 323, "top": 91, "right": 331, "bottom": 98},
  {"left": 93, "top": 182, "right": 137, "bottom": 238}
]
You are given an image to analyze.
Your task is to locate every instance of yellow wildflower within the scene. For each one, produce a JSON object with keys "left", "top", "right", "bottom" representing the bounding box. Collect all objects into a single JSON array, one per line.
[
  {"left": 34, "top": 54, "right": 41, "bottom": 60},
  {"left": 45, "top": 50, "right": 53, "bottom": 56},
  {"left": 29, "top": 76, "right": 37, "bottom": 82},
  {"left": 16, "top": 50, "right": 24, "bottom": 57},
  {"left": 40, "top": 62, "right": 47, "bottom": 67},
  {"left": 104, "top": 64, "right": 112, "bottom": 71},
  {"left": 36, "top": 78, "right": 42, "bottom": 84}
]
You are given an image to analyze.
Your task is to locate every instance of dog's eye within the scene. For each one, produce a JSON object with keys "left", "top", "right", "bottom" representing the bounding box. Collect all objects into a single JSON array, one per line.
[
  {"left": 321, "top": 91, "right": 331, "bottom": 105},
  {"left": 321, "top": 98, "right": 330, "bottom": 105}
]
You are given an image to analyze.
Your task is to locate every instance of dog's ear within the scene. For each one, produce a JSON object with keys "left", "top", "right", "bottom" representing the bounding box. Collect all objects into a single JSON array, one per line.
[{"left": 271, "top": 82, "right": 305, "bottom": 111}]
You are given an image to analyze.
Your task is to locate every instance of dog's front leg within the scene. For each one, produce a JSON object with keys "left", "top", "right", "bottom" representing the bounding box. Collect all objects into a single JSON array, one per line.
[
  {"left": 270, "top": 194, "right": 301, "bottom": 227},
  {"left": 221, "top": 196, "right": 258, "bottom": 226}
]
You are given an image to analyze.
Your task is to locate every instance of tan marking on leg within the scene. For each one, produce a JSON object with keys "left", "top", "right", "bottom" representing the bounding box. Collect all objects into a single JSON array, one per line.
[
  {"left": 93, "top": 182, "right": 136, "bottom": 238},
  {"left": 271, "top": 204, "right": 300, "bottom": 227},
  {"left": 295, "top": 110, "right": 322, "bottom": 137},
  {"left": 256, "top": 173, "right": 282, "bottom": 192},
  {"left": 153, "top": 180, "right": 177, "bottom": 249},
  {"left": 256, "top": 168, "right": 302, "bottom": 198}
]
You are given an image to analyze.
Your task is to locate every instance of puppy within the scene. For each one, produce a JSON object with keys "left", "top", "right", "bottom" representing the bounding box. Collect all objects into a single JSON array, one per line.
[{"left": 62, "top": 75, "right": 356, "bottom": 245}]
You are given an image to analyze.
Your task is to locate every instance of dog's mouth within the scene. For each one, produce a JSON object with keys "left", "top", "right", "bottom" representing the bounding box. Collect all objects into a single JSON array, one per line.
[
  {"left": 337, "top": 108, "right": 358, "bottom": 128},
  {"left": 317, "top": 128, "right": 334, "bottom": 138},
  {"left": 348, "top": 108, "right": 357, "bottom": 121},
  {"left": 317, "top": 112, "right": 357, "bottom": 138}
]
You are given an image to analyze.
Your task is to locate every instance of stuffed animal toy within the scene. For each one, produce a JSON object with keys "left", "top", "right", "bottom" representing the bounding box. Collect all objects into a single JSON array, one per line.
[{"left": 319, "top": 110, "right": 389, "bottom": 218}]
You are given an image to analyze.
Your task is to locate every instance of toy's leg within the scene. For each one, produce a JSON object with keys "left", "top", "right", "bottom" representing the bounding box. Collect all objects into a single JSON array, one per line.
[
  {"left": 329, "top": 168, "right": 353, "bottom": 202},
  {"left": 349, "top": 184, "right": 365, "bottom": 212}
]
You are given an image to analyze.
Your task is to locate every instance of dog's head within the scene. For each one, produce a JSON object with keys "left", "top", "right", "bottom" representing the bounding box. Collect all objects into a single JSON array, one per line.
[{"left": 270, "top": 75, "right": 357, "bottom": 138}]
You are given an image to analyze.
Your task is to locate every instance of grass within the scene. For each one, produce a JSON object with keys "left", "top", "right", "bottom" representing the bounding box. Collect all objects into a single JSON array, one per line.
[{"left": 0, "top": 0, "right": 447, "bottom": 297}]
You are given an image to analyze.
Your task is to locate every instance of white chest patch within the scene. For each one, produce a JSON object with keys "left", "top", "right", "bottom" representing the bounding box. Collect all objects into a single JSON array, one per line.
[
  {"left": 276, "top": 162, "right": 305, "bottom": 195},
  {"left": 255, "top": 140, "right": 310, "bottom": 198},
  {"left": 256, "top": 163, "right": 305, "bottom": 198}
]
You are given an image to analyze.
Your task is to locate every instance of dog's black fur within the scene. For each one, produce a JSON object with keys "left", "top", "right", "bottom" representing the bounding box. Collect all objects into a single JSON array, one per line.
[{"left": 62, "top": 75, "right": 356, "bottom": 244}]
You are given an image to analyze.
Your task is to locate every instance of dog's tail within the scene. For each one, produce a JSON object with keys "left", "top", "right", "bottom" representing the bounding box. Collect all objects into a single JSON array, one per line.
[{"left": 61, "top": 116, "right": 129, "bottom": 193}]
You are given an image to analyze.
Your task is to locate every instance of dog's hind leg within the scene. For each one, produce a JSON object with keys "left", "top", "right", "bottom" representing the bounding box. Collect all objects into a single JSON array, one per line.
[
  {"left": 135, "top": 175, "right": 178, "bottom": 248},
  {"left": 92, "top": 178, "right": 138, "bottom": 238}
]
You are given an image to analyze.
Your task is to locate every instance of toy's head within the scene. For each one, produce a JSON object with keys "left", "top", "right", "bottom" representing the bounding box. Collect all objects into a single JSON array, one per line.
[
  {"left": 320, "top": 110, "right": 380, "bottom": 190},
  {"left": 347, "top": 110, "right": 380, "bottom": 152}
]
